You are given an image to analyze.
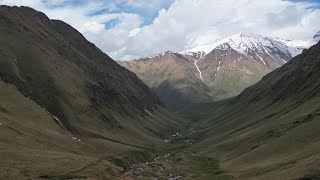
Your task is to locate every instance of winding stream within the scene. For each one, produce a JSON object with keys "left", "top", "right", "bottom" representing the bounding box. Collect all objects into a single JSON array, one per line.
[{"left": 127, "top": 122, "right": 201, "bottom": 179}]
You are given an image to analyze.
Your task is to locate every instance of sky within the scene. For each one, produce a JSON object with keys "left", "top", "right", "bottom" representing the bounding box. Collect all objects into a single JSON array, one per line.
[{"left": 0, "top": 0, "right": 320, "bottom": 60}]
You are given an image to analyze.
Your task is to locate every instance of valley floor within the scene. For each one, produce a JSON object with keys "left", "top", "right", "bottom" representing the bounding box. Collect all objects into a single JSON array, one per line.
[
  {"left": 13, "top": 122, "right": 230, "bottom": 180},
  {"left": 117, "top": 122, "right": 231, "bottom": 180}
]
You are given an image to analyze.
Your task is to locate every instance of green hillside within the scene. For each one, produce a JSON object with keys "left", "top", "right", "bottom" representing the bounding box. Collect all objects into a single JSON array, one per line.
[
  {"left": 183, "top": 41, "right": 320, "bottom": 179},
  {"left": 0, "top": 6, "right": 186, "bottom": 179}
]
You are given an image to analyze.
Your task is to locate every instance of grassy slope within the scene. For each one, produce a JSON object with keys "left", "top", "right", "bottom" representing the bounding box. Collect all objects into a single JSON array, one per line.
[
  {"left": 182, "top": 42, "right": 320, "bottom": 179},
  {"left": 0, "top": 6, "right": 187, "bottom": 179},
  {"left": 1, "top": 80, "right": 229, "bottom": 180},
  {"left": 0, "top": 81, "right": 126, "bottom": 179},
  {"left": 199, "top": 48, "right": 273, "bottom": 101}
]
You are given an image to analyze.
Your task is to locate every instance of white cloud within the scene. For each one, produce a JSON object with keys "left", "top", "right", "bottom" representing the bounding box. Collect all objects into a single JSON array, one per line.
[
  {"left": 81, "top": 21, "right": 105, "bottom": 34},
  {"left": 0, "top": 0, "right": 320, "bottom": 60},
  {"left": 119, "top": 0, "right": 320, "bottom": 59},
  {"left": 128, "top": 28, "right": 141, "bottom": 37}
]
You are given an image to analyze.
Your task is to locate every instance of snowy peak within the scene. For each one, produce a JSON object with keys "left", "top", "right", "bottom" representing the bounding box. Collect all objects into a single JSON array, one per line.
[
  {"left": 184, "top": 32, "right": 319, "bottom": 63},
  {"left": 217, "top": 33, "right": 290, "bottom": 56},
  {"left": 276, "top": 31, "right": 320, "bottom": 57},
  {"left": 138, "top": 51, "right": 175, "bottom": 60},
  {"left": 139, "top": 31, "right": 320, "bottom": 68},
  {"left": 183, "top": 51, "right": 206, "bottom": 60},
  {"left": 185, "top": 33, "right": 290, "bottom": 56}
]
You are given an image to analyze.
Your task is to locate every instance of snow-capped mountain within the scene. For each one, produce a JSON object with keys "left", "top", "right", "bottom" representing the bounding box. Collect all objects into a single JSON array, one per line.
[
  {"left": 119, "top": 31, "right": 320, "bottom": 110},
  {"left": 276, "top": 33, "right": 320, "bottom": 57},
  {"left": 183, "top": 32, "right": 319, "bottom": 64}
]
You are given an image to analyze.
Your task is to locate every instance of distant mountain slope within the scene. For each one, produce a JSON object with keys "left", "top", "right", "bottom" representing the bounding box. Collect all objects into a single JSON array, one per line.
[
  {"left": 0, "top": 6, "right": 184, "bottom": 179},
  {"left": 118, "top": 51, "right": 212, "bottom": 110},
  {"left": 185, "top": 41, "right": 320, "bottom": 179},
  {"left": 120, "top": 32, "right": 319, "bottom": 110}
]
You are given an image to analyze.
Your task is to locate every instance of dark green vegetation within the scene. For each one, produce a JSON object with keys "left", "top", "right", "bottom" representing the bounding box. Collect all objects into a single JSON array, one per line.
[
  {"left": 182, "top": 40, "right": 320, "bottom": 179},
  {"left": 0, "top": 6, "right": 187, "bottom": 179}
]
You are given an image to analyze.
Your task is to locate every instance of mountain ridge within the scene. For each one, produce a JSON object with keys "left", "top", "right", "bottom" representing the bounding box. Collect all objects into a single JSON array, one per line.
[
  {"left": 183, "top": 32, "right": 319, "bottom": 57},
  {"left": 0, "top": 5, "right": 186, "bottom": 179},
  {"left": 119, "top": 31, "right": 319, "bottom": 110},
  {"left": 184, "top": 40, "right": 320, "bottom": 179}
]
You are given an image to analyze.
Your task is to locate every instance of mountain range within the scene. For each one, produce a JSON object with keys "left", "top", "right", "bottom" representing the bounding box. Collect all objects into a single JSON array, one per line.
[{"left": 119, "top": 32, "right": 320, "bottom": 110}]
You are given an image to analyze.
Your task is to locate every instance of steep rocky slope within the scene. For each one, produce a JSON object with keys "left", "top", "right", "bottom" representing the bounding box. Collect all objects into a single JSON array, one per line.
[{"left": 0, "top": 6, "right": 185, "bottom": 179}]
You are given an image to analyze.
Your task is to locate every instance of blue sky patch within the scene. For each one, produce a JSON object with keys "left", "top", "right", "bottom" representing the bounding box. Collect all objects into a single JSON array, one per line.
[
  {"left": 105, "top": 18, "right": 119, "bottom": 29},
  {"left": 89, "top": 0, "right": 174, "bottom": 27},
  {"left": 288, "top": 0, "right": 320, "bottom": 7}
]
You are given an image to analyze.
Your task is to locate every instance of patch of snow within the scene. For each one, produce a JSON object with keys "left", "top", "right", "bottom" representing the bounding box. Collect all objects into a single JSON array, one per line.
[
  {"left": 47, "top": 111, "right": 80, "bottom": 142},
  {"left": 182, "top": 51, "right": 206, "bottom": 59},
  {"left": 256, "top": 54, "right": 266, "bottom": 65},
  {"left": 217, "top": 61, "right": 221, "bottom": 71},
  {"left": 262, "top": 46, "right": 274, "bottom": 58},
  {"left": 52, "top": 115, "right": 66, "bottom": 129},
  {"left": 194, "top": 59, "right": 204, "bottom": 81},
  {"left": 143, "top": 51, "right": 175, "bottom": 59}
]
